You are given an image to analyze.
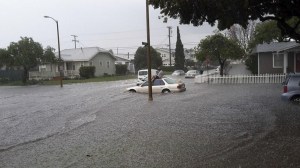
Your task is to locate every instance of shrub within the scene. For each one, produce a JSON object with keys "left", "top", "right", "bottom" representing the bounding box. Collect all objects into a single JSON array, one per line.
[
  {"left": 79, "top": 66, "right": 95, "bottom": 78},
  {"left": 116, "top": 64, "right": 128, "bottom": 75},
  {"left": 245, "top": 55, "right": 257, "bottom": 74},
  {"left": 161, "top": 66, "right": 175, "bottom": 72}
]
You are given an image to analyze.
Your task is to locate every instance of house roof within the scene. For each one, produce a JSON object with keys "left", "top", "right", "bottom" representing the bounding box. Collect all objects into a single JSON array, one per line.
[
  {"left": 115, "top": 55, "right": 130, "bottom": 62},
  {"left": 252, "top": 41, "right": 300, "bottom": 54},
  {"left": 57, "top": 47, "right": 116, "bottom": 61}
]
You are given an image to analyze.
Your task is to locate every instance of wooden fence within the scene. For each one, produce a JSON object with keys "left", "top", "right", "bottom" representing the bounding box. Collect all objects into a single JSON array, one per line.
[{"left": 195, "top": 74, "right": 286, "bottom": 84}]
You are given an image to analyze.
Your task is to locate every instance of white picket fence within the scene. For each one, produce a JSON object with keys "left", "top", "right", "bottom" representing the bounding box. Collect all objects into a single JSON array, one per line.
[{"left": 195, "top": 74, "right": 286, "bottom": 84}]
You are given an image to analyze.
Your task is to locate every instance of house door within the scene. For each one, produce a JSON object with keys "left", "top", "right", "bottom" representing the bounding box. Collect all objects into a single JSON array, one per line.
[{"left": 296, "top": 53, "right": 300, "bottom": 72}]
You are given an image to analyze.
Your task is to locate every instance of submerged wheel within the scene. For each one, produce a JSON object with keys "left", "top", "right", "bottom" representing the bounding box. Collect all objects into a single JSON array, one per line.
[
  {"left": 162, "top": 89, "right": 170, "bottom": 94},
  {"left": 129, "top": 89, "right": 136, "bottom": 93},
  {"left": 291, "top": 96, "right": 300, "bottom": 104}
]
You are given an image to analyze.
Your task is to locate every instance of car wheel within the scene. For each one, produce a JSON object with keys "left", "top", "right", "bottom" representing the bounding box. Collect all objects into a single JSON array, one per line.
[
  {"left": 291, "top": 96, "right": 300, "bottom": 104},
  {"left": 162, "top": 89, "right": 170, "bottom": 94},
  {"left": 129, "top": 89, "right": 136, "bottom": 93}
]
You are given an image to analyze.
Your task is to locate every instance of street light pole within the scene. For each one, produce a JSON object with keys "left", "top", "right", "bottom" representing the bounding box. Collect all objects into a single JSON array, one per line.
[
  {"left": 44, "top": 15, "right": 63, "bottom": 87},
  {"left": 146, "top": 0, "right": 153, "bottom": 101}
]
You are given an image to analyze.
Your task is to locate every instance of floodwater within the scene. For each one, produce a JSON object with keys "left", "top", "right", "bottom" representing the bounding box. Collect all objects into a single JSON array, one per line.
[{"left": 0, "top": 78, "right": 299, "bottom": 168}]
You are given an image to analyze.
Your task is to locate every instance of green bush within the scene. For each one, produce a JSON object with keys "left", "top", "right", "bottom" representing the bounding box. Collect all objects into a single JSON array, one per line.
[
  {"left": 245, "top": 55, "right": 257, "bottom": 74},
  {"left": 116, "top": 64, "right": 128, "bottom": 75},
  {"left": 79, "top": 66, "right": 95, "bottom": 78},
  {"left": 161, "top": 66, "right": 175, "bottom": 72}
]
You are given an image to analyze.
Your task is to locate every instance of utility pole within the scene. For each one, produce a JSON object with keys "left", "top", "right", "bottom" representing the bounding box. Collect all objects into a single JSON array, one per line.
[
  {"left": 146, "top": 0, "right": 153, "bottom": 101},
  {"left": 167, "top": 26, "right": 172, "bottom": 66},
  {"left": 71, "top": 35, "right": 79, "bottom": 49}
]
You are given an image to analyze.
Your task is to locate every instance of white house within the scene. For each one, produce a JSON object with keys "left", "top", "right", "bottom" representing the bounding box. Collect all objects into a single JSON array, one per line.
[
  {"left": 155, "top": 48, "right": 197, "bottom": 67},
  {"left": 31, "top": 47, "right": 116, "bottom": 79},
  {"left": 184, "top": 49, "right": 197, "bottom": 62},
  {"left": 155, "top": 48, "right": 175, "bottom": 66},
  {"left": 115, "top": 55, "right": 135, "bottom": 73}
]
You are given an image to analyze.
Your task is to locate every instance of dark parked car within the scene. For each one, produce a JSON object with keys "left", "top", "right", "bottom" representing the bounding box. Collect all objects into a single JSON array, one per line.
[{"left": 281, "top": 73, "right": 300, "bottom": 104}]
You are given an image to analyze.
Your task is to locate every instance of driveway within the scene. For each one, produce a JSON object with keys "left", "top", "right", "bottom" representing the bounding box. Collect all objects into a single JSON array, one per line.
[{"left": 228, "top": 63, "right": 252, "bottom": 75}]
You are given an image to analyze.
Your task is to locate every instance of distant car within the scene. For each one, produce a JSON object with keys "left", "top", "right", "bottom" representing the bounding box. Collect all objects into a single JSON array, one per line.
[
  {"left": 185, "top": 70, "right": 200, "bottom": 78},
  {"left": 281, "top": 73, "right": 300, "bottom": 104},
  {"left": 172, "top": 70, "right": 185, "bottom": 76},
  {"left": 127, "top": 77, "right": 186, "bottom": 93}
]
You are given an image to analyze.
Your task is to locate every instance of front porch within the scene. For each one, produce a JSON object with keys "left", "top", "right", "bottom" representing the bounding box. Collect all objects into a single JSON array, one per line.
[{"left": 282, "top": 52, "right": 300, "bottom": 74}]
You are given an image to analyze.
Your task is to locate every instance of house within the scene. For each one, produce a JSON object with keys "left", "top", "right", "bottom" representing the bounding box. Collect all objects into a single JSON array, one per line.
[
  {"left": 251, "top": 42, "right": 300, "bottom": 74},
  {"left": 155, "top": 48, "right": 175, "bottom": 66},
  {"left": 34, "top": 47, "right": 116, "bottom": 79},
  {"left": 114, "top": 54, "right": 135, "bottom": 73},
  {"left": 184, "top": 49, "right": 197, "bottom": 62},
  {"left": 155, "top": 48, "right": 197, "bottom": 67}
]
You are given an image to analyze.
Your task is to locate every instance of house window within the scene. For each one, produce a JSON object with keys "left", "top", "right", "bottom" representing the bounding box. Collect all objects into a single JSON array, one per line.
[
  {"left": 89, "top": 62, "right": 93, "bottom": 66},
  {"left": 100, "top": 61, "right": 102, "bottom": 66},
  {"left": 72, "top": 64, "right": 75, "bottom": 70},
  {"left": 107, "top": 61, "right": 110, "bottom": 68},
  {"left": 273, "top": 53, "right": 283, "bottom": 68},
  {"left": 81, "top": 62, "right": 84, "bottom": 67}
]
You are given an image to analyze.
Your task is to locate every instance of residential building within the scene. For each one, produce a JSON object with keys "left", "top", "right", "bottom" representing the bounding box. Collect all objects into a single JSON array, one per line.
[
  {"left": 155, "top": 48, "right": 197, "bottom": 67},
  {"left": 251, "top": 42, "right": 300, "bottom": 74},
  {"left": 155, "top": 48, "right": 175, "bottom": 66},
  {"left": 115, "top": 54, "right": 135, "bottom": 73},
  {"left": 32, "top": 47, "right": 116, "bottom": 79}
]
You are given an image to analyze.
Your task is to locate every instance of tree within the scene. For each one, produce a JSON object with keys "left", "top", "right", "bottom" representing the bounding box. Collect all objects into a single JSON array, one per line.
[
  {"left": 195, "top": 34, "right": 245, "bottom": 76},
  {"left": 134, "top": 46, "right": 162, "bottom": 71},
  {"left": 0, "top": 48, "right": 13, "bottom": 69},
  {"left": 41, "top": 46, "right": 58, "bottom": 64},
  {"left": 226, "top": 21, "right": 257, "bottom": 53},
  {"left": 149, "top": 0, "right": 300, "bottom": 42},
  {"left": 175, "top": 26, "right": 185, "bottom": 70},
  {"left": 247, "top": 20, "right": 292, "bottom": 50},
  {"left": 7, "top": 37, "right": 44, "bottom": 84}
]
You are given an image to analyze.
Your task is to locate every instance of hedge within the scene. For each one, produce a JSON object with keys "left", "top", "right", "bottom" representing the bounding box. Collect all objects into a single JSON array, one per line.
[{"left": 79, "top": 66, "right": 95, "bottom": 78}]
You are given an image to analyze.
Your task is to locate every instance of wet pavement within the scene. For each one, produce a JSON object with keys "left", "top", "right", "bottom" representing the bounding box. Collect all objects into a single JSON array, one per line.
[{"left": 0, "top": 78, "right": 300, "bottom": 168}]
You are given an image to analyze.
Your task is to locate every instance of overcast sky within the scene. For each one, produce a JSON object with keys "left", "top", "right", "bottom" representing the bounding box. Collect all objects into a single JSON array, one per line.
[{"left": 0, "top": 0, "right": 216, "bottom": 57}]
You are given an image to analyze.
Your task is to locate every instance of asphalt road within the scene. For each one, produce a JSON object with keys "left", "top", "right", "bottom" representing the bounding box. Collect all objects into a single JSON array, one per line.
[{"left": 0, "top": 78, "right": 299, "bottom": 168}]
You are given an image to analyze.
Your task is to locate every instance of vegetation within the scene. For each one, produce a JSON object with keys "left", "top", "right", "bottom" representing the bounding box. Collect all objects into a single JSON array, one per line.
[
  {"left": 134, "top": 46, "right": 162, "bottom": 71},
  {"left": 6, "top": 37, "right": 44, "bottom": 84},
  {"left": 0, "top": 37, "right": 57, "bottom": 84},
  {"left": 226, "top": 21, "right": 257, "bottom": 54},
  {"left": 195, "top": 34, "right": 245, "bottom": 76},
  {"left": 245, "top": 55, "right": 258, "bottom": 74},
  {"left": 149, "top": 0, "right": 300, "bottom": 42},
  {"left": 174, "top": 26, "right": 185, "bottom": 70},
  {"left": 0, "top": 48, "right": 13, "bottom": 68},
  {"left": 79, "top": 66, "right": 95, "bottom": 79},
  {"left": 115, "top": 64, "right": 128, "bottom": 75}
]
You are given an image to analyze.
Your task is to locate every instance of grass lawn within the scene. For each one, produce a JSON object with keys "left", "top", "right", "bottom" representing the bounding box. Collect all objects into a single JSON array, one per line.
[{"left": 0, "top": 75, "right": 136, "bottom": 86}]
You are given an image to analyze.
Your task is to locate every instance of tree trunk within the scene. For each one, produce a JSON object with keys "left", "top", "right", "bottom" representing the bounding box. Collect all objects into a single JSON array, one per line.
[
  {"left": 22, "top": 68, "right": 28, "bottom": 84},
  {"left": 220, "top": 63, "right": 224, "bottom": 77}
]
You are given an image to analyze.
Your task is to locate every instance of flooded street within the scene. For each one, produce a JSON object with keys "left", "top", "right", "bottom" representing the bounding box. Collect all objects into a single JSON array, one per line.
[{"left": 0, "top": 78, "right": 300, "bottom": 167}]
